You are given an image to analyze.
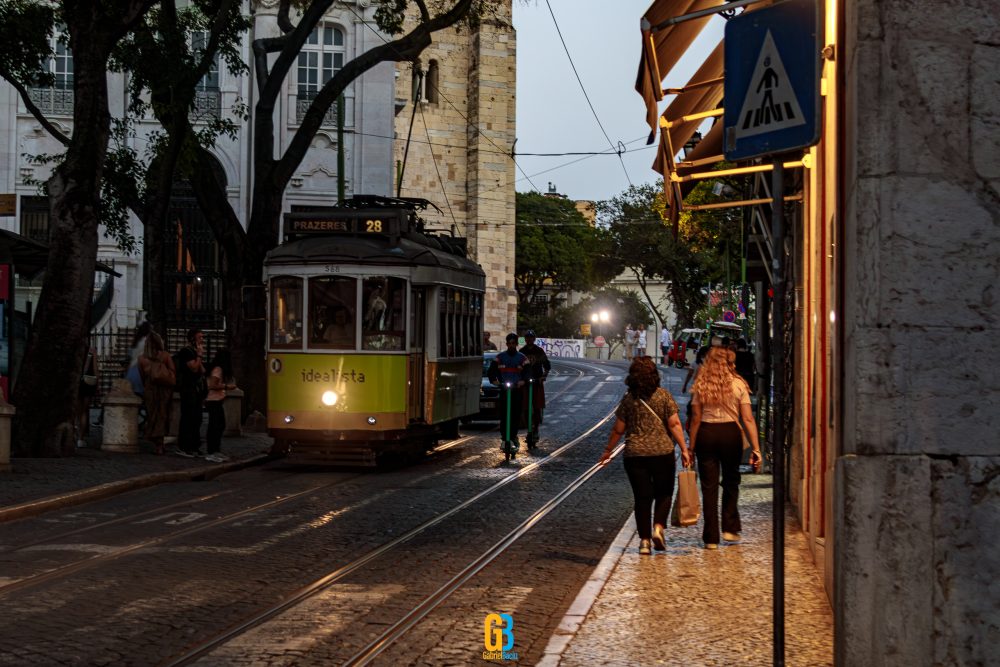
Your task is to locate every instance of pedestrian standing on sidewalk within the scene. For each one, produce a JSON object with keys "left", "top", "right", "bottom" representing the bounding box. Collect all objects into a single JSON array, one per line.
[
  {"left": 688, "top": 346, "right": 762, "bottom": 549},
  {"left": 636, "top": 327, "right": 647, "bottom": 358},
  {"left": 660, "top": 326, "right": 672, "bottom": 365},
  {"left": 599, "top": 357, "right": 692, "bottom": 555},
  {"left": 138, "top": 332, "right": 175, "bottom": 455},
  {"left": 623, "top": 324, "right": 636, "bottom": 361},
  {"left": 204, "top": 348, "right": 236, "bottom": 463},
  {"left": 175, "top": 328, "right": 207, "bottom": 457}
]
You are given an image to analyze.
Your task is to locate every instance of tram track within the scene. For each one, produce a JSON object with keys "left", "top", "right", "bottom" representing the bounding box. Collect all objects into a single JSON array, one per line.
[
  {"left": 0, "top": 472, "right": 363, "bottom": 596},
  {"left": 0, "top": 364, "right": 601, "bottom": 597},
  {"left": 161, "top": 403, "right": 618, "bottom": 666}
]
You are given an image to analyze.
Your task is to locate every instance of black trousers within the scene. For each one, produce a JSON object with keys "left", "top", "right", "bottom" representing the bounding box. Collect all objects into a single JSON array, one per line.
[
  {"left": 179, "top": 393, "right": 204, "bottom": 454},
  {"left": 695, "top": 421, "right": 743, "bottom": 544},
  {"left": 499, "top": 386, "right": 523, "bottom": 443},
  {"left": 623, "top": 453, "right": 676, "bottom": 540},
  {"left": 206, "top": 400, "right": 225, "bottom": 454}
]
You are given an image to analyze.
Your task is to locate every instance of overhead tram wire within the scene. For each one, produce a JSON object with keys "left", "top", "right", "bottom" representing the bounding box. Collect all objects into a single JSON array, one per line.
[
  {"left": 544, "top": 0, "right": 634, "bottom": 187},
  {"left": 341, "top": 2, "right": 541, "bottom": 192}
]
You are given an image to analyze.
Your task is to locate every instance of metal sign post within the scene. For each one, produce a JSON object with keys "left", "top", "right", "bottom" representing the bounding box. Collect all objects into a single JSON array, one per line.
[
  {"left": 723, "top": 3, "right": 822, "bottom": 665},
  {"left": 771, "top": 157, "right": 786, "bottom": 667}
]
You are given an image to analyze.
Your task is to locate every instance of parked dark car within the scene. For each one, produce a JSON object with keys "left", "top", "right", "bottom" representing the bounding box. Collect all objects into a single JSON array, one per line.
[{"left": 464, "top": 351, "right": 500, "bottom": 423}]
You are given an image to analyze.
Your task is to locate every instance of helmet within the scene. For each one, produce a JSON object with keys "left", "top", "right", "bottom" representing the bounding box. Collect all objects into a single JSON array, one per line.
[
  {"left": 524, "top": 330, "right": 536, "bottom": 339},
  {"left": 505, "top": 332, "right": 519, "bottom": 343}
]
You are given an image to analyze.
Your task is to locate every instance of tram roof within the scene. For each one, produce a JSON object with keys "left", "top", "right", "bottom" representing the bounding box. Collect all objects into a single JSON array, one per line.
[{"left": 265, "top": 234, "right": 485, "bottom": 277}]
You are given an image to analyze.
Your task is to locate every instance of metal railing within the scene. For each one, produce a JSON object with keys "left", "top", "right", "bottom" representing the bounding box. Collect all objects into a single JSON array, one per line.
[{"left": 27, "top": 87, "right": 74, "bottom": 115}]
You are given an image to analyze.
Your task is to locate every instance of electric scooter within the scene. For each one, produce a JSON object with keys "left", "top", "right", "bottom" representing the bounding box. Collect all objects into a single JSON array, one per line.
[{"left": 501, "top": 382, "right": 519, "bottom": 462}]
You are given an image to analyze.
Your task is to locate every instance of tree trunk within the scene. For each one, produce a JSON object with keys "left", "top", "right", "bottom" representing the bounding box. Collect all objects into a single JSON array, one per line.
[{"left": 12, "top": 36, "right": 111, "bottom": 456}]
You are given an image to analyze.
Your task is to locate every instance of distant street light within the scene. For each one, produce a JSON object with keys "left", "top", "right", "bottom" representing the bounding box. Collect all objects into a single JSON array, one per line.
[{"left": 590, "top": 309, "right": 611, "bottom": 359}]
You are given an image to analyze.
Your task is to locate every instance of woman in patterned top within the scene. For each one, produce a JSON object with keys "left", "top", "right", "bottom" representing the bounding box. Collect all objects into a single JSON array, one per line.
[
  {"left": 689, "top": 347, "right": 762, "bottom": 549},
  {"left": 600, "top": 357, "right": 692, "bottom": 555}
]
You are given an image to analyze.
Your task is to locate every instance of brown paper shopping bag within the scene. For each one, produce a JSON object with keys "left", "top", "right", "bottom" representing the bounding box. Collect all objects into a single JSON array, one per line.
[{"left": 670, "top": 467, "right": 700, "bottom": 527}]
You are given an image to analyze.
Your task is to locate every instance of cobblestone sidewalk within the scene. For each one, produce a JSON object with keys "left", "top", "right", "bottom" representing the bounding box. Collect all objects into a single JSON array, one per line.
[{"left": 544, "top": 475, "right": 834, "bottom": 666}]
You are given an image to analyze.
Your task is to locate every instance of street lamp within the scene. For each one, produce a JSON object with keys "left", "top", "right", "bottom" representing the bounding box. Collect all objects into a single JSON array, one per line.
[{"left": 590, "top": 310, "right": 611, "bottom": 359}]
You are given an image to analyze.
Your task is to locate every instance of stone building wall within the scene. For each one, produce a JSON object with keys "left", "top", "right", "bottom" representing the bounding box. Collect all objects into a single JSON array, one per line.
[
  {"left": 394, "top": 3, "right": 517, "bottom": 336},
  {"left": 837, "top": 1, "right": 1000, "bottom": 664}
]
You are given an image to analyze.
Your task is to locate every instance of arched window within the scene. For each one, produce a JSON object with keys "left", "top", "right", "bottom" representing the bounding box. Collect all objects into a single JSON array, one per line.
[
  {"left": 28, "top": 26, "right": 73, "bottom": 115},
  {"left": 425, "top": 59, "right": 439, "bottom": 104},
  {"left": 296, "top": 24, "right": 345, "bottom": 123}
]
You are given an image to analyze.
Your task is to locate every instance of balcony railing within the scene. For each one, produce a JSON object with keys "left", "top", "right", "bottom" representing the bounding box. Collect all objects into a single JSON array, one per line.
[
  {"left": 296, "top": 94, "right": 338, "bottom": 126},
  {"left": 192, "top": 89, "right": 221, "bottom": 121},
  {"left": 27, "top": 87, "right": 74, "bottom": 115}
]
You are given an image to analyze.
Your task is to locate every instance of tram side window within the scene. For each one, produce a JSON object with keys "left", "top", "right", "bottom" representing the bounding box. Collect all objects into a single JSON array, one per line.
[
  {"left": 270, "top": 277, "right": 303, "bottom": 348},
  {"left": 310, "top": 276, "right": 357, "bottom": 349},
  {"left": 362, "top": 276, "right": 405, "bottom": 351}
]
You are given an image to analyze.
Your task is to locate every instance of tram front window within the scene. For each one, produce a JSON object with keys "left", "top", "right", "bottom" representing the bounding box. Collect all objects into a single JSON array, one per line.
[
  {"left": 310, "top": 276, "right": 357, "bottom": 349},
  {"left": 362, "top": 276, "right": 405, "bottom": 351},
  {"left": 270, "top": 277, "right": 303, "bottom": 349}
]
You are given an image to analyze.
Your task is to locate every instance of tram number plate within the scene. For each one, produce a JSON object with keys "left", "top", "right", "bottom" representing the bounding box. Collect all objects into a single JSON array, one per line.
[
  {"left": 323, "top": 265, "right": 340, "bottom": 273},
  {"left": 482, "top": 401, "right": 496, "bottom": 409}
]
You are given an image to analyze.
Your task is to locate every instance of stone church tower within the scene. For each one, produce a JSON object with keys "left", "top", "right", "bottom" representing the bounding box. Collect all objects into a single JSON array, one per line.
[{"left": 393, "top": 3, "right": 517, "bottom": 337}]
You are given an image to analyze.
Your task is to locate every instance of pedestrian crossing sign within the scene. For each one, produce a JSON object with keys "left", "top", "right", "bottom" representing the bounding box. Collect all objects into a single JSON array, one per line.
[{"left": 724, "top": 0, "right": 821, "bottom": 161}]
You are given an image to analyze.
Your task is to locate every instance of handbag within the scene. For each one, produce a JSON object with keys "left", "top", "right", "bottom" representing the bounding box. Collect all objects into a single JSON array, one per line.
[
  {"left": 671, "top": 467, "right": 701, "bottom": 527},
  {"left": 148, "top": 356, "right": 176, "bottom": 388},
  {"left": 81, "top": 374, "right": 97, "bottom": 387}
]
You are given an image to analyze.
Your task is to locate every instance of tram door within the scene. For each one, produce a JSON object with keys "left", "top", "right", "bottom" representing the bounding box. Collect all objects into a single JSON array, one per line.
[{"left": 408, "top": 288, "right": 426, "bottom": 422}]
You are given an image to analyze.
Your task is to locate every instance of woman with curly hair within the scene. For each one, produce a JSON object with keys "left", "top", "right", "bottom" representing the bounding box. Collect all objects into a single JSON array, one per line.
[
  {"left": 689, "top": 346, "right": 762, "bottom": 549},
  {"left": 600, "top": 357, "right": 692, "bottom": 555}
]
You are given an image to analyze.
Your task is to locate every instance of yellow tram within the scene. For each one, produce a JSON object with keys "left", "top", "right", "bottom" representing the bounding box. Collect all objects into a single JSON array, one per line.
[{"left": 264, "top": 198, "right": 486, "bottom": 465}]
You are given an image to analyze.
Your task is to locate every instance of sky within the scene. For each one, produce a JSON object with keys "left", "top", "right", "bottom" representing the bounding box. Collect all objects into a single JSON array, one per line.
[{"left": 512, "top": 0, "right": 724, "bottom": 203}]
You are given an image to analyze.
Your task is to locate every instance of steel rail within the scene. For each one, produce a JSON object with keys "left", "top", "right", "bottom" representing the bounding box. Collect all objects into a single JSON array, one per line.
[
  {"left": 344, "top": 440, "right": 626, "bottom": 666},
  {"left": 163, "top": 403, "right": 617, "bottom": 666}
]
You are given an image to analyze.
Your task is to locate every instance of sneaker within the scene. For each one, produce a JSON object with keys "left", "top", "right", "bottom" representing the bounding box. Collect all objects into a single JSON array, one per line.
[
  {"left": 704, "top": 543, "right": 719, "bottom": 550},
  {"left": 651, "top": 525, "right": 666, "bottom": 551},
  {"left": 204, "top": 453, "right": 223, "bottom": 463},
  {"left": 215, "top": 452, "right": 230, "bottom": 462},
  {"left": 174, "top": 449, "right": 195, "bottom": 458},
  {"left": 638, "top": 539, "right": 652, "bottom": 555},
  {"left": 722, "top": 532, "right": 742, "bottom": 542}
]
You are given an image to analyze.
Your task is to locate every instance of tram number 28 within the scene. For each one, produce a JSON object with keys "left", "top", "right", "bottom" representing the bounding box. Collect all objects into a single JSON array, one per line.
[{"left": 365, "top": 219, "right": 382, "bottom": 233}]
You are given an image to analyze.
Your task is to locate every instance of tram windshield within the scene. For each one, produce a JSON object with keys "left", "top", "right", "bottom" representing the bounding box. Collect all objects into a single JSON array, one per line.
[
  {"left": 362, "top": 276, "right": 405, "bottom": 351},
  {"left": 270, "top": 277, "right": 303, "bottom": 348},
  {"left": 309, "top": 276, "right": 357, "bottom": 350}
]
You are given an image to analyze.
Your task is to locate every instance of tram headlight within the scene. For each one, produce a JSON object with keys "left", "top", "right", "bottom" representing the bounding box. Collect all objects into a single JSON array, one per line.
[
  {"left": 367, "top": 416, "right": 377, "bottom": 425},
  {"left": 283, "top": 415, "right": 294, "bottom": 424},
  {"left": 321, "top": 390, "right": 338, "bottom": 406}
]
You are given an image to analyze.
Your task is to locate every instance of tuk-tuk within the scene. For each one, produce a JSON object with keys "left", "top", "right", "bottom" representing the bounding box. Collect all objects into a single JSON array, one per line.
[
  {"left": 668, "top": 328, "right": 707, "bottom": 368},
  {"left": 668, "top": 321, "right": 745, "bottom": 368},
  {"left": 708, "top": 320, "right": 744, "bottom": 342}
]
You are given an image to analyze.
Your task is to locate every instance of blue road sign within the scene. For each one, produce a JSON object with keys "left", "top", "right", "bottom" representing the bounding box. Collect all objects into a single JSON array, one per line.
[{"left": 723, "top": 0, "right": 821, "bottom": 160}]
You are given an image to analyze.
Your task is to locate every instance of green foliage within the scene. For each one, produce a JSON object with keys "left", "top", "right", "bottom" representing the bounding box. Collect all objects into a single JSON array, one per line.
[
  {"left": 0, "top": 1, "right": 57, "bottom": 87},
  {"left": 598, "top": 173, "right": 749, "bottom": 329},
  {"left": 515, "top": 192, "right": 615, "bottom": 305},
  {"left": 570, "top": 289, "right": 653, "bottom": 339}
]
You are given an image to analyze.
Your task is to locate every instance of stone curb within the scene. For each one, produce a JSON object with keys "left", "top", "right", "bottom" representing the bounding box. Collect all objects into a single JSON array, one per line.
[
  {"left": 0, "top": 453, "right": 272, "bottom": 524},
  {"left": 537, "top": 517, "right": 637, "bottom": 666}
]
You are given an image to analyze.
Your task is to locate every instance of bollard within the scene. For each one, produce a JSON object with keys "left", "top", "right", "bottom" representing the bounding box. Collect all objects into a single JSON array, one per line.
[
  {"left": 0, "top": 395, "right": 15, "bottom": 472},
  {"left": 102, "top": 379, "right": 143, "bottom": 453},
  {"left": 223, "top": 388, "right": 243, "bottom": 436}
]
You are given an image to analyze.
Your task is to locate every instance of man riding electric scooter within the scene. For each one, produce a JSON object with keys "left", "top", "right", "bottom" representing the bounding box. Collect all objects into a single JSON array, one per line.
[
  {"left": 487, "top": 333, "right": 529, "bottom": 461},
  {"left": 519, "top": 330, "right": 550, "bottom": 450}
]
